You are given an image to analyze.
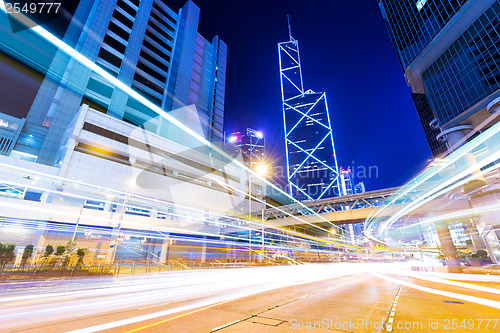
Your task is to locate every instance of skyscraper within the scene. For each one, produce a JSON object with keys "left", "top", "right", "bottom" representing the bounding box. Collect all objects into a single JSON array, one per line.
[
  {"left": 411, "top": 93, "right": 448, "bottom": 157},
  {"left": 278, "top": 18, "right": 340, "bottom": 201},
  {"left": 379, "top": 0, "right": 500, "bottom": 271},
  {"left": 1, "top": 0, "right": 226, "bottom": 166},
  {"left": 379, "top": 0, "right": 500, "bottom": 155},
  {"left": 229, "top": 128, "right": 265, "bottom": 170}
]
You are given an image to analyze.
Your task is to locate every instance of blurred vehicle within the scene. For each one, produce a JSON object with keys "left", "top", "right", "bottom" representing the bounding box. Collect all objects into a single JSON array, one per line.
[{"left": 463, "top": 264, "right": 500, "bottom": 275}]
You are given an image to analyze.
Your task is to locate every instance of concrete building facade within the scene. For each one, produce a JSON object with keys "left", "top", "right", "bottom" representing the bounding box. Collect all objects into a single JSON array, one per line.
[{"left": 1, "top": 0, "right": 226, "bottom": 166}]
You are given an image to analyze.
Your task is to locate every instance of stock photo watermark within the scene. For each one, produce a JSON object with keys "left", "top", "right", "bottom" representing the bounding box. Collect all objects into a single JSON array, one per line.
[{"left": 290, "top": 318, "right": 499, "bottom": 331}]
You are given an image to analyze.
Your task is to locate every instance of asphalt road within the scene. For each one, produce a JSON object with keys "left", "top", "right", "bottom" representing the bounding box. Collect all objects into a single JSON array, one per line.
[{"left": 1, "top": 263, "right": 499, "bottom": 333}]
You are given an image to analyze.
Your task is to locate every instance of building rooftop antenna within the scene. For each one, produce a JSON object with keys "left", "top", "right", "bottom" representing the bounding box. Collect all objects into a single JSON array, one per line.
[{"left": 287, "top": 14, "right": 293, "bottom": 41}]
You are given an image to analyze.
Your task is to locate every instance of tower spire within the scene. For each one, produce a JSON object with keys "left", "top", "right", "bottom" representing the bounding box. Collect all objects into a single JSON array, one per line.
[{"left": 287, "top": 14, "right": 292, "bottom": 41}]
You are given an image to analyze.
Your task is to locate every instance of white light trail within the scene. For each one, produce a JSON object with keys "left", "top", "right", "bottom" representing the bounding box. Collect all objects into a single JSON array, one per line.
[
  {"left": 0, "top": 263, "right": 393, "bottom": 331},
  {"left": 391, "top": 271, "right": 500, "bottom": 295},
  {"left": 373, "top": 272, "right": 500, "bottom": 309},
  {"left": 0, "top": 5, "right": 340, "bottom": 235}
]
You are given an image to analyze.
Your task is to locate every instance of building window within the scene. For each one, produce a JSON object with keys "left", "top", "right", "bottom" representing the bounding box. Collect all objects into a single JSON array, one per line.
[
  {"left": 423, "top": 2, "right": 500, "bottom": 125},
  {"left": 97, "top": 48, "right": 123, "bottom": 69}
]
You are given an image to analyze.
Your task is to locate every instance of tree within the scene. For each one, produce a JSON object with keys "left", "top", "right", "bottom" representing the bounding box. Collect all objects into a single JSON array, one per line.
[
  {"left": 76, "top": 248, "right": 86, "bottom": 265},
  {"left": 21, "top": 245, "right": 34, "bottom": 266},
  {"left": 0, "top": 244, "right": 15, "bottom": 267},
  {"left": 55, "top": 245, "right": 66, "bottom": 256},
  {"left": 43, "top": 245, "right": 54, "bottom": 257}
]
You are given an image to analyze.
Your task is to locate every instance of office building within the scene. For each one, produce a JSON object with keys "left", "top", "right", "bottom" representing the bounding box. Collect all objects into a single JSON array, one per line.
[
  {"left": 339, "top": 168, "right": 366, "bottom": 196},
  {"left": 379, "top": 0, "right": 500, "bottom": 269},
  {"left": 411, "top": 93, "right": 448, "bottom": 157},
  {"left": 339, "top": 168, "right": 354, "bottom": 196},
  {"left": 0, "top": 103, "right": 256, "bottom": 264},
  {"left": 379, "top": 0, "right": 500, "bottom": 154},
  {"left": 354, "top": 182, "right": 365, "bottom": 194},
  {"left": 229, "top": 128, "right": 265, "bottom": 170},
  {"left": 278, "top": 20, "right": 341, "bottom": 201},
  {"left": 0, "top": 114, "right": 25, "bottom": 156},
  {"left": 0, "top": 0, "right": 226, "bottom": 166}
]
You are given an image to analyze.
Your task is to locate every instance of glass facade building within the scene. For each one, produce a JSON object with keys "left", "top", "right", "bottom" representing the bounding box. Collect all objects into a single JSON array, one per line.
[
  {"left": 229, "top": 128, "right": 265, "bottom": 170},
  {"left": 278, "top": 32, "right": 340, "bottom": 201},
  {"left": 380, "top": 0, "right": 467, "bottom": 68},
  {"left": 411, "top": 93, "right": 448, "bottom": 157},
  {"left": 0, "top": 0, "right": 226, "bottom": 166},
  {"left": 380, "top": 0, "right": 500, "bottom": 154},
  {"left": 422, "top": 2, "right": 500, "bottom": 125}
]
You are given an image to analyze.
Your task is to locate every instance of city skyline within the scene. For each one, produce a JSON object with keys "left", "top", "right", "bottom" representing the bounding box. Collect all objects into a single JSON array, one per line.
[
  {"left": 170, "top": 0, "right": 433, "bottom": 191},
  {"left": 0, "top": 0, "right": 433, "bottom": 192},
  {"left": 0, "top": 1, "right": 499, "bottom": 331}
]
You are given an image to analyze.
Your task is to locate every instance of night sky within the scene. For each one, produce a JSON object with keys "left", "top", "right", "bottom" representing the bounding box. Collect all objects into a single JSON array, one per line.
[
  {"left": 178, "top": 0, "right": 433, "bottom": 191},
  {"left": 1, "top": 0, "right": 433, "bottom": 191}
]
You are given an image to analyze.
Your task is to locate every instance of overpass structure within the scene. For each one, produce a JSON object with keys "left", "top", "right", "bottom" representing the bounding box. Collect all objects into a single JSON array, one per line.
[{"left": 261, "top": 187, "right": 419, "bottom": 232}]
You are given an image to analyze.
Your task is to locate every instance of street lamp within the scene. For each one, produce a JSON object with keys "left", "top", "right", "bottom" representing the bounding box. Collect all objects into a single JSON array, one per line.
[
  {"left": 71, "top": 199, "right": 87, "bottom": 245},
  {"left": 255, "top": 163, "right": 267, "bottom": 175},
  {"left": 107, "top": 179, "right": 136, "bottom": 265},
  {"left": 329, "top": 228, "right": 340, "bottom": 262},
  {"left": 248, "top": 162, "right": 267, "bottom": 264}
]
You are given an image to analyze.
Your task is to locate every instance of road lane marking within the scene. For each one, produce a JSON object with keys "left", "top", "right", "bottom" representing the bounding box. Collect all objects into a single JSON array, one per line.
[
  {"left": 124, "top": 300, "right": 233, "bottom": 333},
  {"left": 372, "top": 272, "right": 500, "bottom": 310},
  {"left": 212, "top": 319, "right": 242, "bottom": 331},
  {"left": 64, "top": 272, "right": 354, "bottom": 333}
]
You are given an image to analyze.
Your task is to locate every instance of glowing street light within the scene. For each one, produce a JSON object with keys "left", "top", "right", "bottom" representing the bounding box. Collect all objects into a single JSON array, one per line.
[
  {"left": 248, "top": 162, "right": 268, "bottom": 264},
  {"left": 255, "top": 163, "right": 267, "bottom": 176}
]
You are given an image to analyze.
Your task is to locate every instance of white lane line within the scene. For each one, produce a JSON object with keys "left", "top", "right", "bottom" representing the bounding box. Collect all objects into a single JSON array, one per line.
[
  {"left": 372, "top": 272, "right": 500, "bottom": 310},
  {"left": 385, "top": 287, "right": 401, "bottom": 332},
  {"left": 212, "top": 320, "right": 242, "bottom": 331}
]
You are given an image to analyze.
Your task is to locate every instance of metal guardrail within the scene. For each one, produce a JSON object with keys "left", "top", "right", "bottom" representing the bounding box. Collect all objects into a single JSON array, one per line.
[
  {"left": 0, "top": 264, "right": 114, "bottom": 282},
  {"left": 0, "top": 261, "right": 280, "bottom": 282}
]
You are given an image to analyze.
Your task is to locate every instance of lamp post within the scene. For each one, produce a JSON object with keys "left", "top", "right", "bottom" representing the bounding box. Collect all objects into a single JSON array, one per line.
[
  {"left": 107, "top": 179, "right": 135, "bottom": 265},
  {"left": 71, "top": 200, "right": 87, "bottom": 245},
  {"left": 247, "top": 163, "right": 267, "bottom": 264},
  {"left": 329, "top": 228, "right": 340, "bottom": 262},
  {"left": 340, "top": 226, "right": 347, "bottom": 254}
]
